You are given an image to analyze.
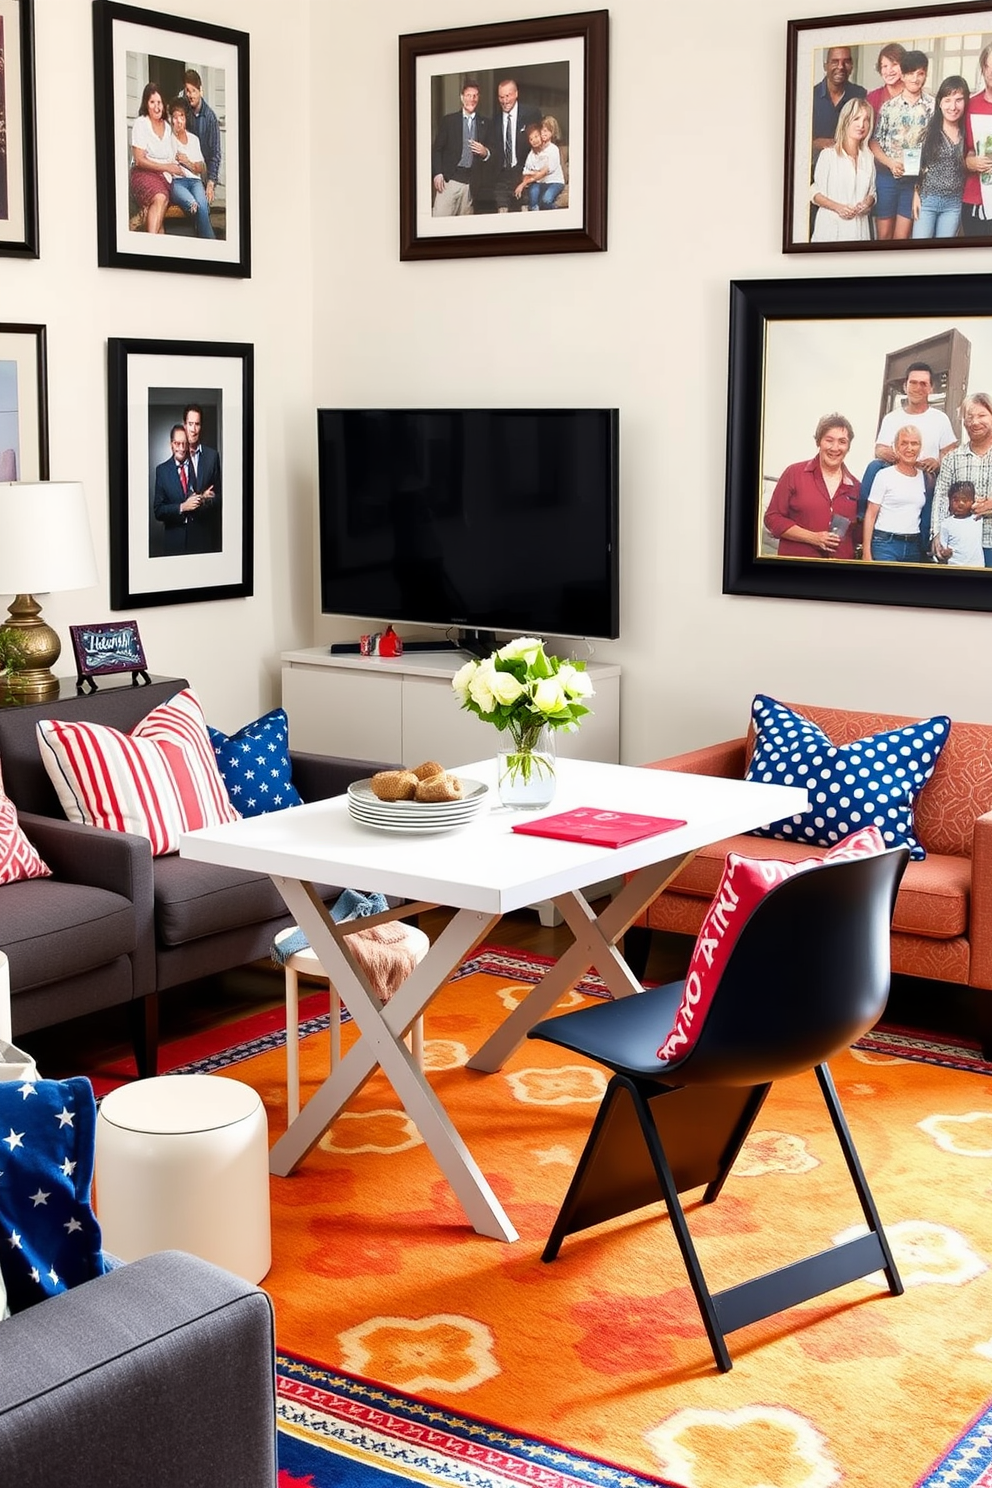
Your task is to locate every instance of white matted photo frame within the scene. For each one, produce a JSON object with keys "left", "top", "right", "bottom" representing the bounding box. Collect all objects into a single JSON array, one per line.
[
  {"left": 93, "top": 0, "right": 250, "bottom": 276},
  {"left": 724, "top": 275, "right": 992, "bottom": 614},
  {"left": 107, "top": 337, "right": 253, "bottom": 609},
  {"left": 785, "top": 1, "right": 992, "bottom": 253},
  {"left": 399, "top": 10, "right": 608, "bottom": 260},
  {"left": 0, "top": 322, "right": 47, "bottom": 481},
  {"left": 0, "top": 0, "right": 38, "bottom": 257}
]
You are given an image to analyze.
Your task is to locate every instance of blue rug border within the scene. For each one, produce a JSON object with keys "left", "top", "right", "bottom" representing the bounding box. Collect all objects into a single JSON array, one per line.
[{"left": 277, "top": 1349, "right": 679, "bottom": 1488}]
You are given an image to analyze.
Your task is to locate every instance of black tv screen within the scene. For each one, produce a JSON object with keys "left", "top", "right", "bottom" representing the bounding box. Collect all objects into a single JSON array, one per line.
[{"left": 316, "top": 409, "right": 619, "bottom": 641}]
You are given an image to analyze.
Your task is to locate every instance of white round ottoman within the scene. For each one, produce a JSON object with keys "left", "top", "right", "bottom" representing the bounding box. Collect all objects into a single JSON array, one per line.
[{"left": 95, "top": 1074, "right": 271, "bottom": 1283}]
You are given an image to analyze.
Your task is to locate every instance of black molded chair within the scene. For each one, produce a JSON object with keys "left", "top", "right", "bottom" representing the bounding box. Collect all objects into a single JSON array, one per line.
[{"left": 528, "top": 847, "right": 909, "bottom": 1372}]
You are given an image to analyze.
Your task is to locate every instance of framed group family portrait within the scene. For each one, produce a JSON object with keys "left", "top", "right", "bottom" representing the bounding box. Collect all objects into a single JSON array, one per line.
[
  {"left": 92, "top": 0, "right": 251, "bottom": 276},
  {"left": 399, "top": 9, "right": 608, "bottom": 260},
  {"left": 0, "top": 0, "right": 38, "bottom": 258},
  {"left": 107, "top": 337, "right": 253, "bottom": 610},
  {"left": 785, "top": 0, "right": 992, "bottom": 253},
  {"left": 724, "top": 274, "right": 992, "bottom": 615}
]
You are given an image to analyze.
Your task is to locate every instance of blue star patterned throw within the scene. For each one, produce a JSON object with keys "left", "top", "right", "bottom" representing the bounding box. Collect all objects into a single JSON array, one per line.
[
  {"left": 208, "top": 707, "right": 303, "bottom": 817},
  {"left": 0, "top": 1076, "right": 106, "bottom": 1312},
  {"left": 744, "top": 694, "right": 950, "bottom": 861}
]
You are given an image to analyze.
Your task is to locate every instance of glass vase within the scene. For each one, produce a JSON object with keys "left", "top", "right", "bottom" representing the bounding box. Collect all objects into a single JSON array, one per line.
[{"left": 497, "top": 723, "right": 556, "bottom": 810}]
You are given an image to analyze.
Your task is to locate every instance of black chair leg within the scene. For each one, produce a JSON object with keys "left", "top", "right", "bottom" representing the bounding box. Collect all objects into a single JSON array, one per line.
[
  {"left": 815, "top": 1062, "right": 903, "bottom": 1296},
  {"left": 130, "top": 993, "right": 159, "bottom": 1079}
]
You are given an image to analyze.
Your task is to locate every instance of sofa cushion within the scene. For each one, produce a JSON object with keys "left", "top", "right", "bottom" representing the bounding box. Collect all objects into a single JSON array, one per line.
[
  {"left": 2, "top": 879, "right": 137, "bottom": 991},
  {"left": 0, "top": 1076, "right": 106, "bottom": 1313},
  {"left": 657, "top": 827, "right": 887, "bottom": 1063},
  {"left": 208, "top": 707, "right": 303, "bottom": 817},
  {"left": 37, "top": 687, "right": 239, "bottom": 857},
  {"left": 0, "top": 762, "right": 50, "bottom": 887},
  {"left": 152, "top": 854, "right": 347, "bottom": 948},
  {"left": 747, "top": 703, "right": 992, "bottom": 859},
  {"left": 662, "top": 833, "right": 967, "bottom": 940},
  {"left": 745, "top": 694, "right": 949, "bottom": 860}
]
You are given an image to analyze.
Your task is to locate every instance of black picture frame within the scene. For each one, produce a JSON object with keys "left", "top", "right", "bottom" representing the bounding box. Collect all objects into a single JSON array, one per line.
[
  {"left": 107, "top": 337, "right": 253, "bottom": 609},
  {"left": 0, "top": 0, "right": 39, "bottom": 258},
  {"left": 784, "top": 2, "right": 992, "bottom": 253},
  {"left": 0, "top": 321, "right": 47, "bottom": 479},
  {"left": 70, "top": 620, "right": 149, "bottom": 690},
  {"left": 399, "top": 10, "right": 608, "bottom": 261},
  {"left": 92, "top": 0, "right": 251, "bottom": 277},
  {"left": 725, "top": 274, "right": 992, "bottom": 613}
]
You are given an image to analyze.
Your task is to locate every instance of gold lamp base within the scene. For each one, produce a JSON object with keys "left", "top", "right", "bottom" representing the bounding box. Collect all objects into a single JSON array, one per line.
[{"left": 0, "top": 594, "right": 61, "bottom": 703}]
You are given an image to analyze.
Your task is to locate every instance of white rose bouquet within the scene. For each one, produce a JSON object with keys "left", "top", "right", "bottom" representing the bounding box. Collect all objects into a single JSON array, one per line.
[{"left": 451, "top": 637, "right": 594, "bottom": 789}]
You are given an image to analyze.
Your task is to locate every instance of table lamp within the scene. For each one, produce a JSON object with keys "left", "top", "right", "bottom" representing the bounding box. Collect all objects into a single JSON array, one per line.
[{"left": 0, "top": 481, "right": 99, "bottom": 702}]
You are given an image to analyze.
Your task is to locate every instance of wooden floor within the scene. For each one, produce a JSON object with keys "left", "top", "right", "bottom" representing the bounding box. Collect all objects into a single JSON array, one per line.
[{"left": 18, "top": 903, "right": 693, "bottom": 1082}]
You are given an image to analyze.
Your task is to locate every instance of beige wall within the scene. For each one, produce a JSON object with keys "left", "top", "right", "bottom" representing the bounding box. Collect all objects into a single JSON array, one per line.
[{"left": 5, "top": 1, "right": 988, "bottom": 758}]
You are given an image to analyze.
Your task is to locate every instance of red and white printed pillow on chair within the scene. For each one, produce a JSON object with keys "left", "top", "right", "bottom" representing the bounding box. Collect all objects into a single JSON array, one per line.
[
  {"left": 657, "top": 826, "right": 886, "bottom": 1063},
  {"left": 36, "top": 687, "right": 240, "bottom": 857},
  {"left": 0, "top": 760, "right": 50, "bottom": 885}
]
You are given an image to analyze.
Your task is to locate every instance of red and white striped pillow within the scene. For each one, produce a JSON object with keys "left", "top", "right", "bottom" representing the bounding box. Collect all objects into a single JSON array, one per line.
[
  {"left": 37, "top": 687, "right": 240, "bottom": 857},
  {"left": 0, "top": 759, "right": 50, "bottom": 885}
]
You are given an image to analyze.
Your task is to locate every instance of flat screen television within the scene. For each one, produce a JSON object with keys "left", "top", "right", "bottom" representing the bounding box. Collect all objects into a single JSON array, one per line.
[{"left": 316, "top": 408, "right": 619, "bottom": 649}]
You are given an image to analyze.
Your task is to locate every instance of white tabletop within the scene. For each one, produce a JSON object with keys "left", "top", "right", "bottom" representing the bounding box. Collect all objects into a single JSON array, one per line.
[{"left": 180, "top": 758, "right": 808, "bottom": 916}]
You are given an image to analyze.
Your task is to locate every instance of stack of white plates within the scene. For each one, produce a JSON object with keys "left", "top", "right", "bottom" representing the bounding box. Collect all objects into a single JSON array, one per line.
[{"left": 347, "top": 778, "right": 489, "bottom": 834}]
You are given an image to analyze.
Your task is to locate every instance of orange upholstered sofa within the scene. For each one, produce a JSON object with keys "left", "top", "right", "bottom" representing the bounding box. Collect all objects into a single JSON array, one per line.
[{"left": 638, "top": 702, "right": 992, "bottom": 996}]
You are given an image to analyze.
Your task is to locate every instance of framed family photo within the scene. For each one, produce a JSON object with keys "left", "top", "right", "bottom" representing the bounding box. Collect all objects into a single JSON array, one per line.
[
  {"left": 107, "top": 337, "right": 253, "bottom": 609},
  {"left": 724, "top": 274, "right": 992, "bottom": 613},
  {"left": 0, "top": 322, "right": 47, "bottom": 481},
  {"left": 0, "top": 0, "right": 39, "bottom": 257},
  {"left": 399, "top": 10, "right": 608, "bottom": 260},
  {"left": 785, "top": 1, "right": 992, "bottom": 253},
  {"left": 92, "top": 0, "right": 250, "bottom": 276}
]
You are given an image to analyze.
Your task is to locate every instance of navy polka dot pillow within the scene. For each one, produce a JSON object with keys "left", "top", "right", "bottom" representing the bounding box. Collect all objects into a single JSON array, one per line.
[
  {"left": 208, "top": 707, "right": 303, "bottom": 817},
  {"left": 744, "top": 695, "right": 950, "bottom": 860}
]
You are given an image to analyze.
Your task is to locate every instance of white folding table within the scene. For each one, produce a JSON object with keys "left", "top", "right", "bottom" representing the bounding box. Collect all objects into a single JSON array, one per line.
[{"left": 180, "top": 757, "right": 806, "bottom": 1243}]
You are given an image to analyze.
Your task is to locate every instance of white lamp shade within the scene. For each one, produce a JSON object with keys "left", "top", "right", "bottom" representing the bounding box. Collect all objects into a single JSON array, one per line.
[{"left": 0, "top": 481, "right": 99, "bottom": 595}]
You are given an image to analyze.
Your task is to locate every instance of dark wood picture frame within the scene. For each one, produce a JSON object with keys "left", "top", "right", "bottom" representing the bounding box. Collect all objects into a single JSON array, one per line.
[
  {"left": 107, "top": 337, "right": 253, "bottom": 609},
  {"left": 0, "top": 0, "right": 39, "bottom": 257},
  {"left": 725, "top": 274, "right": 992, "bottom": 613},
  {"left": 784, "top": 2, "right": 992, "bottom": 253},
  {"left": 92, "top": 0, "right": 251, "bottom": 277},
  {"left": 0, "top": 321, "right": 47, "bottom": 480},
  {"left": 70, "top": 620, "right": 149, "bottom": 690},
  {"left": 399, "top": 10, "right": 608, "bottom": 261}
]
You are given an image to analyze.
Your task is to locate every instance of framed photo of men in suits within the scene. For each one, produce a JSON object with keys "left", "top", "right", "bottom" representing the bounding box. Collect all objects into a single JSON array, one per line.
[
  {"left": 107, "top": 338, "right": 253, "bottom": 609},
  {"left": 399, "top": 11, "right": 608, "bottom": 260}
]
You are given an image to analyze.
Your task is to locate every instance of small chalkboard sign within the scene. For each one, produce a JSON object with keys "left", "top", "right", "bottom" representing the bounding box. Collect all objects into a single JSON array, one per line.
[{"left": 70, "top": 621, "right": 150, "bottom": 691}]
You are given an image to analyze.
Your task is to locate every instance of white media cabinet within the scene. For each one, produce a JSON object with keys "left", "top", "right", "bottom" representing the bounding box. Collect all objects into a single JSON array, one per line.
[{"left": 281, "top": 648, "right": 621, "bottom": 766}]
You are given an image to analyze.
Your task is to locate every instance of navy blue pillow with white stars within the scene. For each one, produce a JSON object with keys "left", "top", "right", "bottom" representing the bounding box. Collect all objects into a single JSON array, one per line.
[
  {"left": 0, "top": 1076, "right": 107, "bottom": 1313},
  {"left": 208, "top": 707, "right": 303, "bottom": 817},
  {"left": 744, "top": 694, "right": 950, "bottom": 861}
]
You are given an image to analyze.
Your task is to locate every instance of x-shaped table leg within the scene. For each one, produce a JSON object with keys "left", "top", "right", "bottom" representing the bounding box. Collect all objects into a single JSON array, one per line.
[
  {"left": 466, "top": 852, "right": 693, "bottom": 1073},
  {"left": 266, "top": 878, "right": 517, "bottom": 1241}
]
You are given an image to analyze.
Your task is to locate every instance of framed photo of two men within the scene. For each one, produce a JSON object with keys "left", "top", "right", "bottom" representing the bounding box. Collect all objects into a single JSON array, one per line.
[
  {"left": 92, "top": 1, "right": 250, "bottom": 276},
  {"left": 399, "top": 10, "right": 608, "bottom": 260},
  {"left": 785, "top": 1, "right": 992, "bottom": 253},
  {"left": 107, "top": 337, "right": 253, "bottom": 610}
]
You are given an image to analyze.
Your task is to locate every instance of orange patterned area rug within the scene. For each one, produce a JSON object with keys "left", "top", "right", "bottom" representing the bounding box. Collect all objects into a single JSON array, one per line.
[{"left": 194, "top": 947, "right": 992, "bottom": 1488}]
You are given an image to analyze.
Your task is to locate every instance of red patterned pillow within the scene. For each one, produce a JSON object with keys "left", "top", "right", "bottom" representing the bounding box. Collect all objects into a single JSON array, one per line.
[
  {"left": 36, "top": 687, "right": 239, "bottom": 857},
  {"left": 0, "top": 760, "right": 50, "bottom": 885},
  {"left": 657, "top": 826, "right": 886, "bottom": 1062}
]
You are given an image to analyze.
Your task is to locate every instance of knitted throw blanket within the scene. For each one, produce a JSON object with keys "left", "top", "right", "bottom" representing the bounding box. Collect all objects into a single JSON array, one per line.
[{"left": 272, "top": 890, "right": 428, "bottom": 1003}]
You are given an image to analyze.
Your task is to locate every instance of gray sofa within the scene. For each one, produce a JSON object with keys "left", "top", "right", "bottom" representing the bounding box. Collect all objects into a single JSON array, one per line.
[
  {"left": 0, "top": 1249, "right": 277, "bottom": 1487},
  {"left": 0, "top": 676, "right": 394, "bottom": 1074}
]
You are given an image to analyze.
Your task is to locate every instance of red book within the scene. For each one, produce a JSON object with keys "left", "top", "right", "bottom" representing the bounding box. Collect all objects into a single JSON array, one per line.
[{"left": 511, "top": 806, "right": 687, "bottom": 848}]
